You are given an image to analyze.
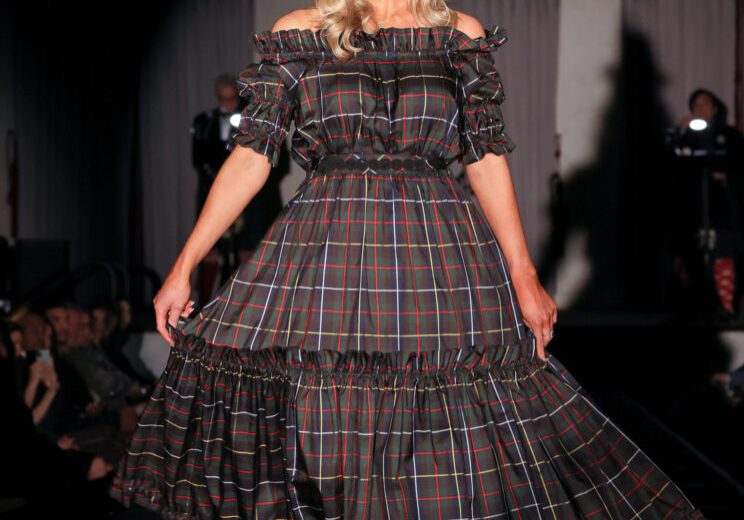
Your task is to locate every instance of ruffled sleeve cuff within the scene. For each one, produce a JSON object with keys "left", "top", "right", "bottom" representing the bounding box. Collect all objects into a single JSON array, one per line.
[
  {"left": 453, "top": 24, "right": 517, "bottom": 165},
  {"left": 227, "top": 48, "right": 308, "bottom": 168}
]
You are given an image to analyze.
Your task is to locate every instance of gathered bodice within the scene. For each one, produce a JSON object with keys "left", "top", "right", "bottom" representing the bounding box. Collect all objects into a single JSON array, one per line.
[{"left": 228, "top": 24, "right": 516, "bottom": 171}]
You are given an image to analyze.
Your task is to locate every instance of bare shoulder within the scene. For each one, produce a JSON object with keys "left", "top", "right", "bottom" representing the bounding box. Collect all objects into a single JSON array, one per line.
[
  {"left": 271, "top": 7, "right": 323, "bottom": 32},
  {"left": 452, "top": 10, "right": 487, "bottom": 40}
]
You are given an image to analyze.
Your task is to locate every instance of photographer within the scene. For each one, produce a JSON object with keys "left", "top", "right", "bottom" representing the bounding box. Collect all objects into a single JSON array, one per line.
[{"left": 668, "top": 89, "right": 744, "bottom": 319}]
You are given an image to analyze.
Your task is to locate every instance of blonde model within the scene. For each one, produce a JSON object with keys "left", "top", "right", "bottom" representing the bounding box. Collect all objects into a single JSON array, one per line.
[{"left": 109, "top": 1, "right": 706, "bottom": 518}]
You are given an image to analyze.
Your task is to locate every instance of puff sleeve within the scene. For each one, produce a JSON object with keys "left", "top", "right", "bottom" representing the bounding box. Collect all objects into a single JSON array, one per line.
[
  {"left": 455, "top": 24, "right": 517, "bottom": 165},
  {"left": 227, "top": 53, "right": 308, "bottom": 167}
]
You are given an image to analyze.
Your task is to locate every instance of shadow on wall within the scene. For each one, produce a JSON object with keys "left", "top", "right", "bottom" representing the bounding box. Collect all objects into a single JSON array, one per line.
[{"left": 523, "top": 22, "right": 744, "bottom": 516}]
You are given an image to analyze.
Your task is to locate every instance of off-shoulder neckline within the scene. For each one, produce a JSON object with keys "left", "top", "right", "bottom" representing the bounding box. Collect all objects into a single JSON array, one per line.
[{"left": 250, "top": 23, "right": 509, "bottom": 56}]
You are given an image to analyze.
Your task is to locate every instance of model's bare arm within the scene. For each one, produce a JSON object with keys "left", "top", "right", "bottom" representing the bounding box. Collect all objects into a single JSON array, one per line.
[
  {"left": 154, "top": 145, "right": 272, "bottom": 345},
  {"left": 154, "top": 13, "right": 304, "bottom": 346},
  {"left": 465, "top": 151, "right": 557, "bottom": 359},
  {"left": 169, "top": 9, "right": 309, "bottom": 280},
  {"left": 170, "top": 148, "right": 271, "bottom": 280},
  {"left": 465, "top": 155, "right": 534, "bottom": 275},
  {"left": 458, "top": 13, "right": 557, "bottom": 359}
]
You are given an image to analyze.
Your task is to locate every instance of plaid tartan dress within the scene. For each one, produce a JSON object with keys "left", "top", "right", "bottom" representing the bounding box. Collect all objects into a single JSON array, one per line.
[{"left": 109, "top": 24, "right": 707, "bottom": 520}]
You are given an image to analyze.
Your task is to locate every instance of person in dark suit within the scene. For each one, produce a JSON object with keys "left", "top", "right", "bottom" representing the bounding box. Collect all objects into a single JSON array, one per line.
[
  {"left": 190, "top": 73, "right": 287, "bottom": 302},
  {"left": 668, "top": 88, "right": 744, "bottom": 319},
  {"left": 0, "top": 318, "right": 115, "bottom": 518}
]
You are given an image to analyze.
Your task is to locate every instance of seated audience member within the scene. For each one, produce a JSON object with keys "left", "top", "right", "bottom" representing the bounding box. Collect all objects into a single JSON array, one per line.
[
  {"left": 7, "top": 320, "right": 31, "bottom": 401},
  {"left": 62, "top": 305, "right": 147, "bottom": 412},
  {"left": 90, "top": 297, "right": 154, "bottom": 389},
  {"left": 13, "top": 310, "right": 98, "bottom": 440},
  {"left": 0, "top": 319, "right": 114, "bottom": 518}
]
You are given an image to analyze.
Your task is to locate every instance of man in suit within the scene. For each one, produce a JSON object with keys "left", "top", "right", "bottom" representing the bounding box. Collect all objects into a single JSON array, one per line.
[
  {"left": 190, "top": 73, "right": 286, "bottom": 302},
  {"left": 669, "top": 89, "right": 744, "bottom": 320}
]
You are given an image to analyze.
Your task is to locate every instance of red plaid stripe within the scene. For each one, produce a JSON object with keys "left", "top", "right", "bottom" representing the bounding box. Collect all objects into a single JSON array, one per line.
[{"left": 108, "top": 24, "right": 706, "bottom": 519}]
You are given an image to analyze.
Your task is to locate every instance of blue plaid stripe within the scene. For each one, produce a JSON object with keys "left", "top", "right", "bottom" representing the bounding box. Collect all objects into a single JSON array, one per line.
[{"left": 108, "top": 24, "right": 706, "bottom": 520}]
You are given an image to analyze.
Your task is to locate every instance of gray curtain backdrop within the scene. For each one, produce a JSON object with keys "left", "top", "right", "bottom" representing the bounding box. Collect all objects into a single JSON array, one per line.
[
  {"left": 140, "top": 0, "right": 257, "bottom": 289},
  {"left": 9, "top": 0, "right": 740, "bottom": 305},
  {"left": 616, "top": 0, "right": 739, "bottom": 308},
  {"left": 141, "top": 0, "right": 559, "bottom": 291},
  {"left": 623, "top": 0, "right": 737, "bottom": 127},
  {"left": 456, "top": 0, "right": 559, "bottom": 271},
  {"left": 11, "top": 3, "right": 138, "bottom": 268}
]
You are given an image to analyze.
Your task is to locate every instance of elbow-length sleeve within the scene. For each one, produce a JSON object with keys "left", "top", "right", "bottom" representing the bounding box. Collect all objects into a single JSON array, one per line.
[
  {"left": 453, "top": 24, "right": 517, "bottom": 165},
  {"left": 227, "top": 50, "right": 308, "bottom": 167}
]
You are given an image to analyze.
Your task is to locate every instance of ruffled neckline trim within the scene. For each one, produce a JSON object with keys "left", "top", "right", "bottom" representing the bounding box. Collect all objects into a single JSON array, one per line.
[{"left": 251, "top": 23, "right": 508, "bottom": 56}]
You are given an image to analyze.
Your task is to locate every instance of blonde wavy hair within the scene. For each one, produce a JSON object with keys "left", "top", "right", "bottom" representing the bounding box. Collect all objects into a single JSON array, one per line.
[{"left": 311, "top": 0, "right": 459, "bottom": 60}]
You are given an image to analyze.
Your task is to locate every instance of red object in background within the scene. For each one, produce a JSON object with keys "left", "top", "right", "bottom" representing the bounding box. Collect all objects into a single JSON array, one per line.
[{"left": 714, "top": 256, "right": 736, "bottom": 313}]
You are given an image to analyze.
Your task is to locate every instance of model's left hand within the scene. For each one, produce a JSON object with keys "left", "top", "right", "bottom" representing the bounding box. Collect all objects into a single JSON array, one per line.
[{"left": 511, "top": 269, "right": 557, "bottom": 361}]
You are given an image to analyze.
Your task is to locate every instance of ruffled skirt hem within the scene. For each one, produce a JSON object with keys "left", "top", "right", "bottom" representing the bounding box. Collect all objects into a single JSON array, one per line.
[{"left": 108, "top": 325, "right": 707, "bottom": 519}]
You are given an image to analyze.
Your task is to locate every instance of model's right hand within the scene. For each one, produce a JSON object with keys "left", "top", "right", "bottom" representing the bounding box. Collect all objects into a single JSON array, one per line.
[{"left": 154, "top": 274, "right": 194, "bottom": 346}]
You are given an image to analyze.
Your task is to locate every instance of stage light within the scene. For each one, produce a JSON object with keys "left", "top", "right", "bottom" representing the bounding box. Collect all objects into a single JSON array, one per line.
[{"left": 688, "top": 118, "right": 708, "bottom": 131}]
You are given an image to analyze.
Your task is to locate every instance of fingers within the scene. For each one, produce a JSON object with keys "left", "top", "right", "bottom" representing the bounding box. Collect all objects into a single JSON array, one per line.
[
  {"left": 168, "top": 304, "right": 184, "bottom": 330},
  {"left": 155, "top": 289, "right": 195, "bottom": 347},
  {"left": 525, "top": 320, "right": 547, "bottom": 360},
  {"left": 154, "top": 299, "right": 173, "bottom": 347},
  {"left": 535, "top": 330, "right": 547, "bottom": 360},
  {"left": 525, "top": 306, "right": 556, "bottom": 362},
  {"left": 181, "top": 300, "right": 195, "bottom": 317},
  {"left": 531, "top": 327, "right": 544, "bottom": 360}
]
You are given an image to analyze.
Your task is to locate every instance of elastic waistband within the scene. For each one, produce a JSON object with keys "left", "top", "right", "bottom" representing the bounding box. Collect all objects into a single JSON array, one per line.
[
  {"left": 310, "top": 153, "right": 452, "bottom": 176},
  {"left": 166, "top": 323, "right": 546, "bottom": 385}
]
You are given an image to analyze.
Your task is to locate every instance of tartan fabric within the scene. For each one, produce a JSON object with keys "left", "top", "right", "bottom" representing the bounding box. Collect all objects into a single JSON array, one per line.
[
  {"left": 450, "top": 26, "right": 516, "bottom": 164},
  {"left": 109, "top": 24, "right": 706, "bottom": 519},
  {"left": 227, "top": 24, "right": 515, "bottom": 170},
  {"left": 226, "top": 44, "right": 307, "bottom": 167}
]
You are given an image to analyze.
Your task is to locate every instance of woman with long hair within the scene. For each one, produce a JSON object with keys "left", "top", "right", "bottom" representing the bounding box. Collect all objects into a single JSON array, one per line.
[{"left": 109, "top": 1, "right": 706, "bottom": 518}]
